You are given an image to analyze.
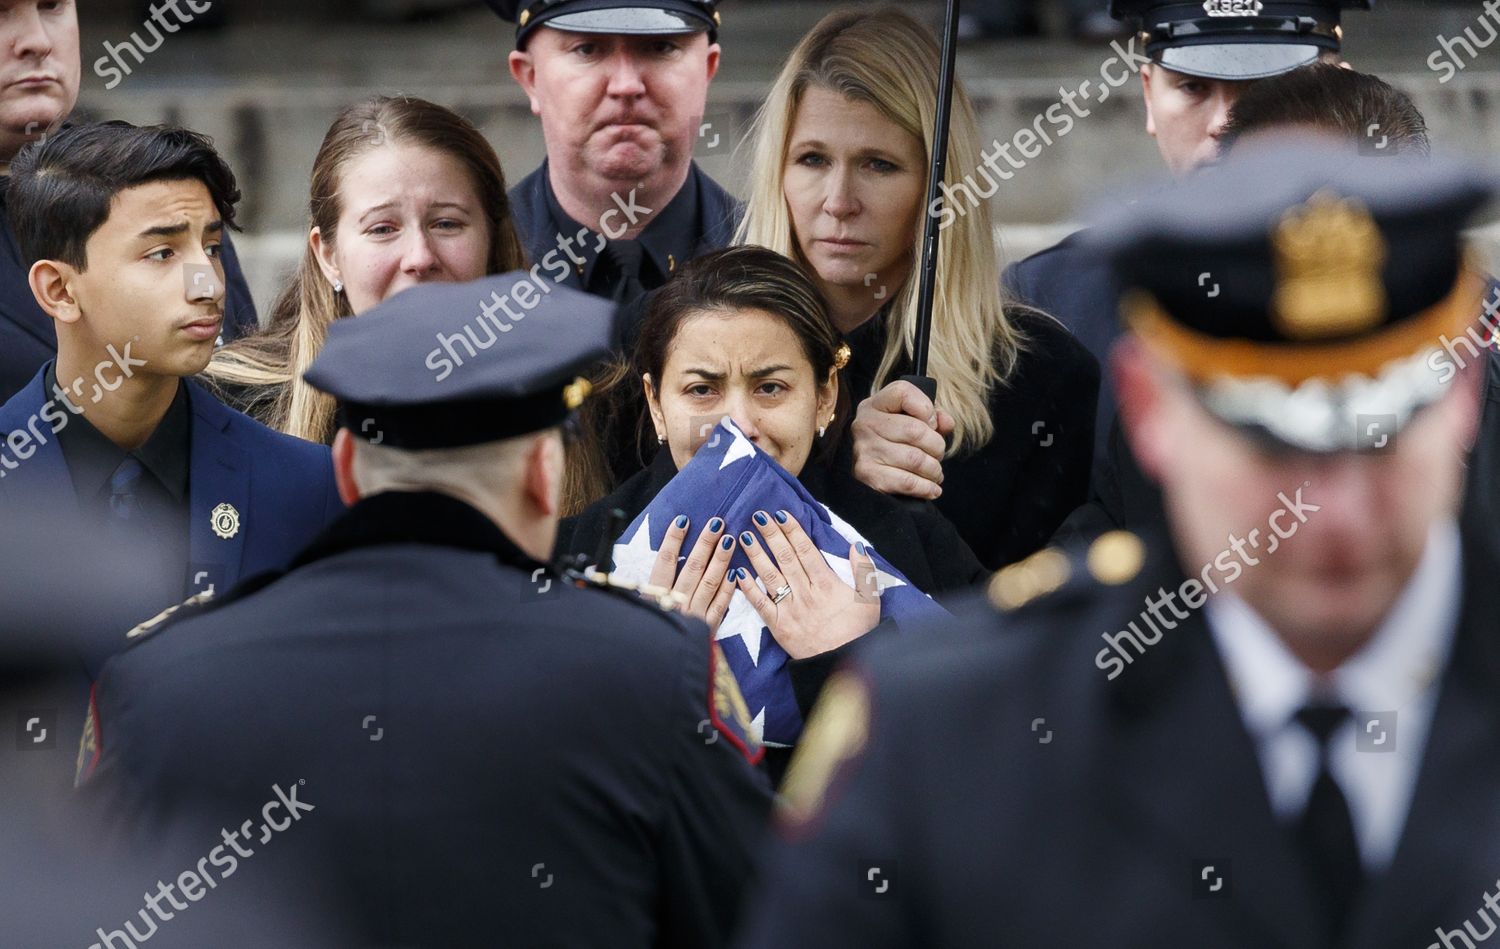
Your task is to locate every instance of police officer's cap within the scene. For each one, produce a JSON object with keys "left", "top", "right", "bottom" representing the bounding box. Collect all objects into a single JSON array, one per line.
[
  {"left": 485, "top": 0, "right": 720, "bottom": 49},
  {"left": 1109, "top": 0, "right": 1370, "bottom": 80},
  {"left": 1093, "top": 140, "right": 1496, "bottom": 454},
  {"left": 303, "top": 273, "right": 615, "bottom": 450}
]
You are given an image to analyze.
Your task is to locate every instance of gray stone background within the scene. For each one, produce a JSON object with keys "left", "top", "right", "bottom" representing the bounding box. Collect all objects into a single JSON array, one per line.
[{"left": 86, "top": 0, "right": 1500, "bottom": 315}]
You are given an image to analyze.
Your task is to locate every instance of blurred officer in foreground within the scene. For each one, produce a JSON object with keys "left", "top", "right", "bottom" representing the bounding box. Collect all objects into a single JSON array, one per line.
[
  {"left": 490, "top": 0, "right": 736, "bottom": 320},
  {"left": 0, "top": 510, "right": 344, "bottom": 948},
  {"left": 0, "top": 0, "right": 257, "bottom": 402},
  {"left": 1084, "top": 64, "right": 1438, "bottom": 535},
  {"left": 1006, "top": 0, "right": 1370, "bottom": 463},
  {"left": 82, "top": 274, "right": 772, "bottom": 949},
  {"left": 737, "top": 143, "right": 1500, "bottom": 948}
]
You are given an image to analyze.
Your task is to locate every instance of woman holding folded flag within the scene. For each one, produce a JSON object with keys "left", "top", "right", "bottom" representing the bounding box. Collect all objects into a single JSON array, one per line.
[
  {"left": 735, "top": 6, "right": 1099, "bottom": 570},
  {"left": 557, "top": 245, "right": 984, "bottom": 779}
]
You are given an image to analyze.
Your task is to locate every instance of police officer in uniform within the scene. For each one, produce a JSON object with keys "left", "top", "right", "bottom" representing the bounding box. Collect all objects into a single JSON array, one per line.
[
  {"left": 489, "top": 0, "right": 738, "bottom": 324},
  {"left": 737, "top": 143, "right": 1500, "bottom": 949},
  {"left": 81, "top": 274, "right": 772, "bottom": 948},
  {"left": 1006, "top": 0, "right": 1370, "bottom": 465}
]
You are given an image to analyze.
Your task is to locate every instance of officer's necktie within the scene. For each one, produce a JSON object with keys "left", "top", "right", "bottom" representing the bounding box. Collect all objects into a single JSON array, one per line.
[
  {"left": 602, "top": 239, "right": 648, "bottom": 304},
  {"left": 1293, "top": 703, "right": 1363, "bottom": 941},
  {"left": 108, "top": 456, "right": 145, "bottom": 521}
]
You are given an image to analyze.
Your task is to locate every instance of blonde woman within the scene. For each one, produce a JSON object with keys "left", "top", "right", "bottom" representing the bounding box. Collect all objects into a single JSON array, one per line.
[
  {"left": 736, "top": 7, "right": 1099, "bottom": 569},
  {"left": 202, "top": 96, "right": 528, "bottom": 443}
]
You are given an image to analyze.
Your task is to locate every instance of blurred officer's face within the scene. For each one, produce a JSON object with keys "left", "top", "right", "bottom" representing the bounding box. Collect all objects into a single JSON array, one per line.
[
  {"left": 1141, "top": 64, "right": 1246, "bottom": 176},
  {"left": 311, "top": 143, "right": 492, "bottom": 316},
  {"left": 32, "top": 178, "right": 225, "bottom": 378},
  {"left": 0, "top": 0, "right": 78, "bottom": 165},
  {"left": 1118, "top": 341, "right": 1482, "bottom": 673},
  {"left": 644, "top": 306, "right": 838, "bottom": 477},
  {"left": 509, "top": 29, "right": 720, "bottom": 187},
  {"left": 783, "top": 86, "right": 926, "bottom": 320}
]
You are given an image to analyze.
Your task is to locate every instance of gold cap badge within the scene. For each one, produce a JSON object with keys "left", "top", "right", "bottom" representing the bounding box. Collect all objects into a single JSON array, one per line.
[{"left": 1272, "top": 191, "right": 1387, "bottom": 340}]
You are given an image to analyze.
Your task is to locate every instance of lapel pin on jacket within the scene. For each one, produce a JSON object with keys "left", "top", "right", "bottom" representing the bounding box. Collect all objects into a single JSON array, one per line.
[{"left": 211, "top": 502, "right": 241, "bottom": 540}]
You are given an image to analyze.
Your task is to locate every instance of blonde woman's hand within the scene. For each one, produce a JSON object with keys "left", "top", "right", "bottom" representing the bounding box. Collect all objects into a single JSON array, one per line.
[
  {"left": 851, "top": 380, "right": 955, "bottom": 500},
  {"left": 733, "top": 509, "right": 880, "bottom": 660},
  {"left": 649, "top": 515, "right": 738, "bottom": 633}
]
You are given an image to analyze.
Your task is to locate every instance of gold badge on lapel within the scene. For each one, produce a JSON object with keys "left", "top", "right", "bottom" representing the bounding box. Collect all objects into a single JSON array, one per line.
[
  {"left": 1272, "top": 190, "right": 1388, "bottom": 340},
  {"left": 210, "top": 502, "right": 241, "bottom": 540}
]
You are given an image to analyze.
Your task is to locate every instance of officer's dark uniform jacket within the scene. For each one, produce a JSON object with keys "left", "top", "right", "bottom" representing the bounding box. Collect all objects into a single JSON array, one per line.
[
  {"left": 737, "top": 516, "right": 1500, "bottom": 949},
  {"left": 0, "top": 176, "right": 259, "bottom": 405},
  {"left": 508, "top": 159, "right": 740, "bottom": 314},
  {"left": 511, "top": 159, "right": 743, "bottom": 486},
  {"left": 83, "top": 490, "right": 772, "bottom": 949},
  {"left": 1003, "top": 229, "right": 1120, "bottom": 466}
]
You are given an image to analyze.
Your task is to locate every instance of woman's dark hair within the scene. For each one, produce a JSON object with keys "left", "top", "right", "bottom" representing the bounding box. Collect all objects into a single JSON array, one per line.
[
  {"left": 562, "top": 246, "right": 851, "bottom": 515},
  {"left": 637, "top": 245, "right": 849, "bottom": 417},
  {"left": 1219, "top": 64, "right": 1430, "bottom": 157},
  {"left": 9, "top": 120, "right": 241, "bottom": 269}
]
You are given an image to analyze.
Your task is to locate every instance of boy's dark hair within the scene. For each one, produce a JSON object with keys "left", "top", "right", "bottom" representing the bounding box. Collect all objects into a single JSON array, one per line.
[
  {"left": 8, "top": 120, "right": 241, "bottom": 271},
  {"left": 1219, "top": 63, "right": 1430, "bottom": 158}
]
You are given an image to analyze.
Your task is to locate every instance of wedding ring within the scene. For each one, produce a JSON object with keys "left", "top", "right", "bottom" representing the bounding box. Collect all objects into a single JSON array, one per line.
[{"left": 772, "top": 584, "right": 793, "bottom": 605}]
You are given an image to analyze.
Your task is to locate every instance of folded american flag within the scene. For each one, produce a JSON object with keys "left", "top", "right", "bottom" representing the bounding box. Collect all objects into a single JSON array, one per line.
[{"left": 605, "top": 419, "right": 948, "bottom": 746}]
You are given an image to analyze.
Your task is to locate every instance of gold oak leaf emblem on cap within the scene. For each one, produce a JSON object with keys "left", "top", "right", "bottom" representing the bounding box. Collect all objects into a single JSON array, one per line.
[{"left": 1272, "top": 190, "right": 1387, "bottom": 341}]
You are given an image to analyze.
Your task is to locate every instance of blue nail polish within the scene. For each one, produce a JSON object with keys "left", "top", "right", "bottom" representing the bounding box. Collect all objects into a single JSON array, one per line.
[
  {"left": 721, "top": 535, "right": 734, "bottom": 550},
  {"left": 708, "top": 517, "right": 723, "bottom": 533},
  {"left": 856, "top": 541, "right": 867, "bottom": 555},
  {"left": 738, "top": 567, "right": 750, "bottom": 581},
  {"left": 753, "top": 511, "right": 769, "bottom": 526},
  {"left": 740, "top": 532, "right": 756, "bottom": 547},
  {"left": 774, "top": 510, "right": 789, "bottom": 524},
  {"left": 674, "top": 515, "right": 688, "bottom": 529}
]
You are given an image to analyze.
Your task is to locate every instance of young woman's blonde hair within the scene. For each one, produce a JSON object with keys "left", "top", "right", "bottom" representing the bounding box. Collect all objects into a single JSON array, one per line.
[
  {"left": 201, "top": 95, "right": 528, "bottom": 443},
  {"left": 734, "top": 6, "right": 1023, "bottom": 456}
]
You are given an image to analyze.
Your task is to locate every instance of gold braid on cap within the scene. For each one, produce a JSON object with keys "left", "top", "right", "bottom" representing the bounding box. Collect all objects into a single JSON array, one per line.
[{"left": 833, "top": 343, "right": 852, "bottom": 371}]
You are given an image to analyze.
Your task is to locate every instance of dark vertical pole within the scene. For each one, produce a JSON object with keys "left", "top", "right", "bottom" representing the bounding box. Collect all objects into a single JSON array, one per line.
[{"left": 901, "top": 0, "right": 961, "bottom": 401}]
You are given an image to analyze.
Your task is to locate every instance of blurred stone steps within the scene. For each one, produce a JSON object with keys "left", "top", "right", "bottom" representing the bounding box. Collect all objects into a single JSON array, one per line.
[{"left": 77, "top": 1, "right": 1500, "bottom": 313}]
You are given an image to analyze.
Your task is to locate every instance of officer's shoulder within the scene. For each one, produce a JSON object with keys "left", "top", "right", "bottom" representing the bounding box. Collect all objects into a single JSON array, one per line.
[
  {"left": 561, "top": 567, "right": 698, "bottom": 633},
  {"left": 982, "top": 529, "right": 1148, "bottom": 622},
  {"left": 856, "top": 532, "right": 1150, "bottom": 709},
  {"left": 1009, "top": 226, "right": 1098, "bottom": 278},
  {"left": 118, "top": 569, "right": 288, "bottom": 649},
  {"left": 506, "top": 164, "right": 546, "bottom": 213}
]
